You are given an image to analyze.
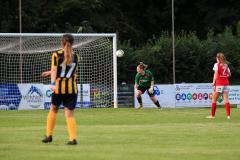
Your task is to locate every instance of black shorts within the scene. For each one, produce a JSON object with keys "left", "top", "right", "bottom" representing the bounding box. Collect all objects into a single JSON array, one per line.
[
  {"left": 137, "top": 86, "right": 154, "bottom": 97},
  {"left": 52, "top": 93, "right": 78, "bottom": 110}
]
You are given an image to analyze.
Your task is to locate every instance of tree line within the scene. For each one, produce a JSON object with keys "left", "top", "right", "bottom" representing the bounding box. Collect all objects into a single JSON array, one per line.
[
  {"left": 118, "top": 24, "right": 240, "bottom": 84},
  {"left": 1, "top": 0, "right": 240, "bottom": 44},
  {"left": 1, "top": 0, "right": 240, "bottom": 84}
]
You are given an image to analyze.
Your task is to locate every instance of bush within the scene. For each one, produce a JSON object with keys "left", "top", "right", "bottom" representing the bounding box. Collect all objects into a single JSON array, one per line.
[{"left": 118, "top": 23, "right": 240, "bottom": 84}]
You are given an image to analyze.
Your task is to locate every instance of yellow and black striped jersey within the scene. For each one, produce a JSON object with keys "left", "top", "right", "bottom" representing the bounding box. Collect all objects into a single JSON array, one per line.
[{"left": 51, "top": 49, "right": 79, "bottom": 94}]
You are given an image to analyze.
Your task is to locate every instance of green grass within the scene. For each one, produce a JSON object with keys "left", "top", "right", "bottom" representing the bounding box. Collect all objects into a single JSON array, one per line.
[{"left": 0, "top": 107, "right": 240, "bottom": 160}]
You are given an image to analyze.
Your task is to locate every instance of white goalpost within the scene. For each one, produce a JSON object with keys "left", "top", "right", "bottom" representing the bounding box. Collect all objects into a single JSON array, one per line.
[{"left": 0, "top": 33, "right": 118, "bottom": 109}]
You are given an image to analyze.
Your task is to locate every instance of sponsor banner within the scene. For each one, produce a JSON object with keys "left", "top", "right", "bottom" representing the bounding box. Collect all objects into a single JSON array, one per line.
[
  {"left": 18, "top": 84, "right": 44, "bottom": 110},
  {"left": 134, "top": 85, "right": 175, "bottom": 108},
  {"left": 175, "top": 83, "right": 212, "bottom": 107},
  {"left": 175, "top": 83, "right": 240, "bottom": 107},
  {"left": 228, "top": 86, "right": 240, "bottom": 103},
  {"left": 134, "top": 84, "right": 240, "bottom": 108},
  {"left": 43, "top": 84, "right": 82, "bottom": 109},
  {"left": 2, "top": 83, "right": 240, "bottom": 110},
  {"left": 0, "top": 84, "right": 22, "bottom": 110},
  {"left": 82, "top": 84, "right": 91, "bottom": 108}
]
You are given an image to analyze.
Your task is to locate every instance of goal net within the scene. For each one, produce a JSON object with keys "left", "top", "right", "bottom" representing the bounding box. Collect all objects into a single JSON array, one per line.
[{"left": 0, "top": 33, "right": 117, "bottom": 109}]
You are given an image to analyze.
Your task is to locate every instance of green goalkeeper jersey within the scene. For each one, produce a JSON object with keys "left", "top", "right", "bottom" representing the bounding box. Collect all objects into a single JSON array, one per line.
[{"left": 135, "top": 70, "right": 154, "bottom": 88}]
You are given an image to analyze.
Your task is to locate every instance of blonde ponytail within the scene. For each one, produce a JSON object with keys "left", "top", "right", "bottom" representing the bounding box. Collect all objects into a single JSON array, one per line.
[
  {"left": 63, "top": 42, "right": 73, "bottom": 65},
  {"left": 61, "top": 34, "right": 74, "bottom": 65}
]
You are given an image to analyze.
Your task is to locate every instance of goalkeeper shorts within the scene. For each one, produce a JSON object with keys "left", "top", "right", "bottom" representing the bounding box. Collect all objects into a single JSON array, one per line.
[{"left": 137, "top": 86, "right": 154, "bottom": 97}]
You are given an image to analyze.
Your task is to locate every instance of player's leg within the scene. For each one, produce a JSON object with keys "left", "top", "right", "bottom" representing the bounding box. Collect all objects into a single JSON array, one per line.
[
  {"left": 64, "top": 94, "right": 77, "bottom": 145},
  {"left": 136, "top": 89, "right": 144, "bottom": 109},
  {"left": 207, "top": 89, "right": 219, "bottom": 118},
  {"left": 149, "top": 93, "right": 161, "bottom": 109},
  {"left": 211, "top": 92, "right": 218, "bottom": 117},
  {"left": 65, "top": 108, "right": 77, "bottom": 145},
  {"left": 223, "top": 88, "right": 230, "bottom": 119},
  {"left": 42, "top": 104, "right": 59, "bottom": 143},
  {"left": 147, "top": 87, "right": 161, "bottom": 108}
]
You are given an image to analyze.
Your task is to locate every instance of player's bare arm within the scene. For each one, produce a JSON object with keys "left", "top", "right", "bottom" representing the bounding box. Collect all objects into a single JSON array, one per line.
[
  {"left": 41, "top": 70, "right": 51, "bottom": 77},
  {"left": 212, "top": 71, "right": 218, "bottom": 86}
]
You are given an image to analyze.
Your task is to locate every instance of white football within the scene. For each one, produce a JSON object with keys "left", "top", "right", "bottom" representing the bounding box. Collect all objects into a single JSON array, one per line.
[{"left": 116, "top": 49, "right": 124, "bottom": 57}]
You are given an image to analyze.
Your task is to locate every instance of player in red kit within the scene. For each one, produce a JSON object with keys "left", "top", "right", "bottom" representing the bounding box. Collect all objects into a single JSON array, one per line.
[{"left": 207, "top": 53, "right": 231, "bottom": 119}]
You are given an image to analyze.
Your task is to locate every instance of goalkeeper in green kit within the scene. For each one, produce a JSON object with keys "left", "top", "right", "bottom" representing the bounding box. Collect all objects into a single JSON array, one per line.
[{"left": 135, "top": 62, "right": 161, "bottom": 109}]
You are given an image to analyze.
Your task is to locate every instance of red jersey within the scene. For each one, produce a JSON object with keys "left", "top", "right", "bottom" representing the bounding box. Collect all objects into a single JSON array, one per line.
[{"left": 213, "top": 63, "right": 230, "bottom": 86}]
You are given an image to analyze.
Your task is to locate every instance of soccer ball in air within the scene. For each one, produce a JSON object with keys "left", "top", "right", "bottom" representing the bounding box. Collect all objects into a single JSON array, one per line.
[{"left": 116, "top": 49, "right": 124, "bottom": 57}]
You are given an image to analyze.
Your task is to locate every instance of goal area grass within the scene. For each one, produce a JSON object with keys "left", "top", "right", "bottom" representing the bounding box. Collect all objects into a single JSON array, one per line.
[{"left": 0, "top": 107, "right": 240, "bottom": 160}]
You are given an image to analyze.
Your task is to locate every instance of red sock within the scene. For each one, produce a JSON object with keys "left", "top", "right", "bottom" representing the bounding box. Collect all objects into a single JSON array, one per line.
[
  {"left": 211, "top": 102, "right": 216, "bottom": 117},
  {"left": 225, "top": 102, "right": 230, "bottom": 116}
]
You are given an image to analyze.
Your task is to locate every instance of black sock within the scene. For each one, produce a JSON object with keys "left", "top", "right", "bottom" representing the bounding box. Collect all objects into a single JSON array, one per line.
[
  {"left": 137, "top": 96, "right": 142, "bottom": 105},
  {"left": 154, "top": 100, "right": 161, "bottom": 108}
]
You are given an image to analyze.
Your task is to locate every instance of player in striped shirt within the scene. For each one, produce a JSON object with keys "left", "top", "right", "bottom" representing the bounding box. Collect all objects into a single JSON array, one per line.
[
  {"left": 206, "top": 53, "right": 231, "bottom": 119},
  {"left": 42, "top": 34, "right": 79, "bottom": 145}
]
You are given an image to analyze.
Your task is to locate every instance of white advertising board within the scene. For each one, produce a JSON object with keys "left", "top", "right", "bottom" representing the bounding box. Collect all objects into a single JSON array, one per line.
[
  {"left": 134, "top": 84, "right": 240, "bottom": 108},
  {"left": 175, "top": 83, "right": 240, "bottom": 107},
  {"left": 18, "top": 84, "right": 44, "bottom": 110},
  {"left": 134, "top": 85, "right": 175, "bottom": 108}
]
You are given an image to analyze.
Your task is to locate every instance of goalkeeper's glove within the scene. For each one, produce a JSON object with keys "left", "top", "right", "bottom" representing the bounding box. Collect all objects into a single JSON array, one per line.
[
  {"left": 148, "top": 86, "right": 154, "bottom": 94},
  {"left": 50, "top": 82, "right": 56, "bottom": 92}
]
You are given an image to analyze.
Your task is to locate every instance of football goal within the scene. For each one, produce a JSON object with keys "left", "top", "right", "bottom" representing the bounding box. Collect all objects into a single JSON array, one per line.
[{"left": 0, "top": 33, "right": 118, "bottom": 109}]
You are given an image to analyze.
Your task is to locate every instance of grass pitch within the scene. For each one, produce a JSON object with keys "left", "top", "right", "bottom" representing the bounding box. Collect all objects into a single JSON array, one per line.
[{"left": 0, "top": 107, "right": 240, "bottom": 160}]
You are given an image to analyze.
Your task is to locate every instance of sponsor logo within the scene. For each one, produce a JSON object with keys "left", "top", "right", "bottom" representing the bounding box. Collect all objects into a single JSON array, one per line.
[
  {"left": 217, "top": 94, "right": 223, "bottom": 103},
  {"left": 175, "top": 85, "right": 180, "bottom": 91},
  {"left": 176, "top": 92, "right": 210, "bottom": 101},
  {"left": 187, "top": 93, "right": 192, "bottom": 100},
  {"left": 176, "top": 93, "right": 181, "bottom": 101},
  {"left": 198, "top": 93, "right": 203, "bottom": 100},
  {"left": 192, "top": 93, "right": 198, "bottom": 100},
  {"left": 203, "top": 93, "right": 208, "bottom": 100},
  {"left": 181, "top": 93, "right": 186, "bottom": 100},
  {"left": 46, "top": 89, "right": 52, "bottom": 98},
  {"left": 23, "top": 85, "right": 43, "bottom": 108},
  {"left": 154, "top": 86, "right": 160, "bottom": 95},
  {"left": 0, "top": 84, "right": 22, "bottom": 110}
]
